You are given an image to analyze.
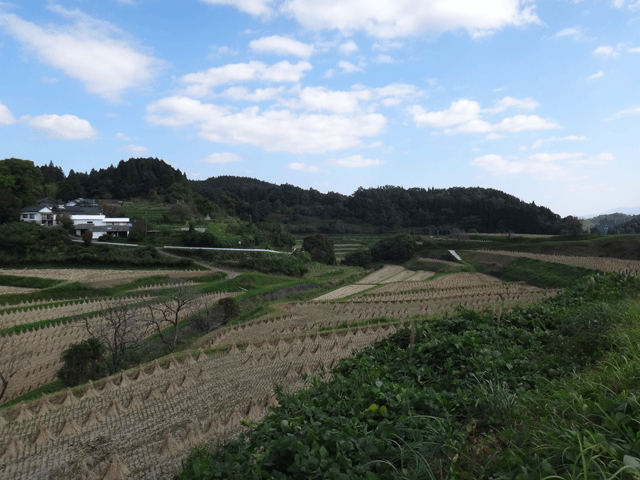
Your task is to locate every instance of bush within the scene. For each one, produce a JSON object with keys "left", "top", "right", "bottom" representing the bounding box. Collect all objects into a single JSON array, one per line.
[
  {"left": 342, "top": 249, "right": 373, "bottom": 269},
  {"left": 58, "top": 338, "right": 106, "bottom": 387},
  {"left": 302, "top": 234, "right": 336, "bottom": 265},
  {"left": 218, "top": 297, "right": 240, "bottom": 323},
  {"left": 370, "top": 233, "right": 416, "bottom": 263}
]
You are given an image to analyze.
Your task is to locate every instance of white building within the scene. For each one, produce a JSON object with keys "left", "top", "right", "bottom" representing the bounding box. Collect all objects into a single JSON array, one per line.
[{"left": 19, "top": 206, "right": 57, "bottom": 226}]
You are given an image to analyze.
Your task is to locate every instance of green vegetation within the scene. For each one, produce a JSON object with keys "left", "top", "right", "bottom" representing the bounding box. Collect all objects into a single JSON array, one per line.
[
  {"left": 499, "top": 257, "right": 597, "bottom": 288},
  {"left": 168, "top": 249, "right": 310, "bottom": 277},
  {"left": 303, "top": 234, "right": 337, "bottom": 265},
  {"left": 177, "top": 273, "right": 640, "bottom": 480},
  {"left": 0, "top": 274, "right": 63, "bottom": 289},
  {"left": 58, "top": 338, "right": 105, "bottom": 387}
]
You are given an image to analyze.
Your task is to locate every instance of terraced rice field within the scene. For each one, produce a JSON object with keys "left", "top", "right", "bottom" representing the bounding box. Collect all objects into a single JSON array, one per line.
[
  {"left": 0, "top": 292, "right": 239, "bottom": 402},
  {"left": 482, "top": 250, "right": 640, "bottom": 275},
  {"left": 0, "top": 269, "right": 213, "bottom": 288},
  {"left": 1, "top": 265, "right": 561, "bottom": 478}
]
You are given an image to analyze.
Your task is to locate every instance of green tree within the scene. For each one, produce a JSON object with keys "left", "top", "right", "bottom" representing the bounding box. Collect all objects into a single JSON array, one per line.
[
  {"left": 81, "top": 229, "right": 93, "bottom": 245},
  {"left": 0, "top": 158, "right": 44, "bottom": 223},
  {"left": 302, "top": 234, "right": 336, "bottom": 265},
  {"left": 58, "top": 339, "right": 105, "bottom": 387}
]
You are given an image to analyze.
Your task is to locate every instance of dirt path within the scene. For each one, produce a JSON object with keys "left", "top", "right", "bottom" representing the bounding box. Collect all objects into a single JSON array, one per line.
[{"left": 157, "top": 250, "right": 241, "bottom": 279}]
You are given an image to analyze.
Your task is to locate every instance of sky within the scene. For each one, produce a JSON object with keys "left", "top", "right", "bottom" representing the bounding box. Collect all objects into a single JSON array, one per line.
[{"left": 1, "top": 1, "right": 640, "bottom": 218}]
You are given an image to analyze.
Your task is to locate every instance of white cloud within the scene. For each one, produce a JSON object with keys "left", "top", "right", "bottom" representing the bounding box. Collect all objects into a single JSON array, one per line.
[
  {"left": 281, "top": 0, "right": 540, "bottom": 39},
  {"left": 199, "top": 0, "right": 273, "bottom": 16},
  {"left": 332, "top": 154, "right": 383, "bottom": 168},
  {"left": 410, "top": 98, "right": 559, "bottom": 134},
  {"left": 554, "top": 27, "right": 584, "bottom": 40},
  {"left": 146, "top": 95, "right": 386, "bottom": 154},
  {"left": 222, "top": 86, "right": 284, "bottom": 101},
  {"left": 606, "top": 107, "right": 640, "bottom": 120},
  {"left": 115, "top": 132, "right": 132, "bottom": 141},
  {"left": 594, "top": 45, "right": 619, "bottom": 58},
  {"left": 572, "top": 152, "right": 615, "bottom": 166},
  {"left": 493, "top": 115, "right": 559, "bottom": 133},
  {"left": 180, "top": 60, "right": 312, "bottom": 97},
  {"left": 588, "top": 71, "right": 604, "bottom": 80},
  {"left": 22, "top": 114, "right": 98, "bottom": 140},
  {"left": 485, "top": 96, "right": 539, "bottom": 113},
  {"left": 338, "top": 40, "right": 358, "bottom": 54},
  {"left": 324, "top": 69, "right": 335, "bottom": 78},
  {"left": 611, "top": 0, "right": 640, "bottom": 9},
  {"left": 375, "top": 83, "right": 425, "bottom": 106},
  {"left": 629, "top": 46, "right": 640, "bottom": 53},
  {"left": 532, "top": 135, "right": 588, "bottom": 149},
  {"left": 338, "top": 60, "right": 364, "bottom": 73},
  {"left": 375, "top": 54, "right": 393, "bottom": 63},
  {"left": 286, "top": 86, "right": 371, "bottom": 114},
  {"left": 0, "top": 102, "right": 16, "bottom": 125},
  {"left": 121, "top": 144, "right": 149, "bottom": 154},
  {"left": 287, "top": 162, "right": 320, "bottom": 173},
  {"left": 249, "top": 35, "right": 314, "bottom": 57},
  {"left": 471, "top": 152, "right": 580, "bottom": 179},
  {"left": 199, "top": 152, "right": 243, "bottom": 164},
  {"left": 0, "top": 9, "right": 163, "bottom": 102},
  {"left": 487, "top": 133, "right": 505, "bottom": 140},
  {"left": 40, "top": 76, "right": 58, "bottom": 84},
  {"left": 372, "top": 40, "right": 404, "bottom": 50}
]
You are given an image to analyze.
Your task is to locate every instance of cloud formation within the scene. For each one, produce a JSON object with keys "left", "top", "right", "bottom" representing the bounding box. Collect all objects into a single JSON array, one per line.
[
  {"left": 199, "top": 152, "right": 243, "bottom": 164},
  {"left": 121, "top": 144, "right": 149, "bottom": 154},
  {"left": 199, "top": 0, "right": 273, "bottom": 16},
  {"left": 0, "top": 8, "right": 163, "bottom": 102},
  {"left": 332, "top": 155, "right": 383, "bottom": 168},
  {"left": 471, "top": 152, "right": 580, "bottom": 179},
  {"left": 180, "top": 61, "right": 312, "bottom": 97},
  {"left": 409, "top": 98, "right": 559, "bottom": 134},
  {"left": 281, "top": 0, "right": 540, "bottom": 38},
  {"left": 146, "top": 96, "right": 386, "bottom": 153},
  {"left": 249, "top": 35, "right": 314, "bottom": 57},
  {"left": 22, "top": 114, "right": 98, "bottom": 140},
  {"left": 287, "top": 162, "right": 320, "bottom": 172},
  {"left": 0, "top": 102, "right": 16, "bottom": 125}
]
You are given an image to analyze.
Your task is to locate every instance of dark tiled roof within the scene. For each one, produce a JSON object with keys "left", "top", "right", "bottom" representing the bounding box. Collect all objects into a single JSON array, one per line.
[{"left": 20, "top": 206, "right": 45, "bottom": 213}]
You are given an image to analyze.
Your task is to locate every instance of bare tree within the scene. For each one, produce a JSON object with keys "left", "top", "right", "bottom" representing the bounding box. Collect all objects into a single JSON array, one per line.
[
  {"left": 84, "top": 301, "right": 149, "bottom": 374},
  {"left": 145, "top": 285, "right": 202, "bottom": 351},
  {"left": 0, "top": 334, "right": 32, "bottom": 403}
]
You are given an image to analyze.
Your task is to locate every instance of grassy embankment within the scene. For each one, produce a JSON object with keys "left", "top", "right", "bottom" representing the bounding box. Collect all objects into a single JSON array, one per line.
[{"left": 177, "top": 262, "right": 640, "bottom": 480}]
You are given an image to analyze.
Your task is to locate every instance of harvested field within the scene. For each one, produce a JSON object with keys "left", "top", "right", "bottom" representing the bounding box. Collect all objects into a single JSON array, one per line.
[
  {"left": 0, "top": 265, "right": 560, "bottom": 479},
  {"left": 0, "top": 269, "right": 212, "bottom": 288},
  {"left": 0, "top": 327, "right": 386, "bottom": 479},
  {"left": 356, "top": 265, "right": 433, "bottom": 285},
  {"left": 314, "top": 284, "right": 375, "bottom": 301},
  {"left": 0, "top": 292, "right": 239, "bottom": 402},
  {"left": 482, "top": 250, "right": 640, "bottom": 275}
]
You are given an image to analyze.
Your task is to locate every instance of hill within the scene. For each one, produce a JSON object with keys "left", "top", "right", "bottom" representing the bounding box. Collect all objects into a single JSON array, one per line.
[{"left": 3, "top": 157, "right": 570, "bottom": 235}]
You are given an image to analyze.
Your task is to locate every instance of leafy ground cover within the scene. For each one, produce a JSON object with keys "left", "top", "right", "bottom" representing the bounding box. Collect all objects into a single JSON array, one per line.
[
  {"left": 176, "top": 272, "right": 640, "bottom": 480},
  {"left": 0, "top": 274, "right": 63, "bottom": 289}
]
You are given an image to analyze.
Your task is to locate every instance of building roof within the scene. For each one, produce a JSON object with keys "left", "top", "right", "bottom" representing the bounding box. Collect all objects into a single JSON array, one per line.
[{"left": 75, "top": 224, "right": 130, "bottom": 232}]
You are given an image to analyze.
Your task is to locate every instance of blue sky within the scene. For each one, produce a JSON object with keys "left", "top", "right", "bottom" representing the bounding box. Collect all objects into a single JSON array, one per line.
[{"left": 1, "top": 0, "right": 639, "bottom": 217}]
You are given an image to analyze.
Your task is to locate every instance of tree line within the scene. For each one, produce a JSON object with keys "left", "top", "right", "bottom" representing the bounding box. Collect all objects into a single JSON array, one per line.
[{"left": 2, "top": 156, "right": 572, "bottom": 234}]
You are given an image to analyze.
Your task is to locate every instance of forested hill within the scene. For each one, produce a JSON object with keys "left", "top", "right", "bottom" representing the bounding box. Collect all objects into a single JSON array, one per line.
[
  {"left": 192, "top": 176, "right": 565, "bottom": 234},
  {"left": 2, "top": 157, "right": 569, "bottom": 234}
]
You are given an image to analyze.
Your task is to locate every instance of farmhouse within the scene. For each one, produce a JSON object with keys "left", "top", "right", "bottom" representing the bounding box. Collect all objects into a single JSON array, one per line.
[{"left": 19, "top": 199, "right": 131, "bottom": 237}]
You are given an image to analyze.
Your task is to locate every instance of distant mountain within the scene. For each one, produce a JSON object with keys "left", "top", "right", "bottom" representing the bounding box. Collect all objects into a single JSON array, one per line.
[
  {"left": 582, "top": 207, "right": 640, "bottom": 218},
  {"left": 581, "top": 213, "right": 640, "bottom": 233}
]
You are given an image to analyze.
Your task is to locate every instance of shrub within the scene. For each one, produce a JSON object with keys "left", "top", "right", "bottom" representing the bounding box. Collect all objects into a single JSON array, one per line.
[
  {"left": 58, "top": 338, "right": 106, "bottom": 387},
  {"left": 302, "top": 234, "right": 336, "bottom": 265},
  {"left": 370, "top": 233, "right": 416, "bottom": 263}
]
